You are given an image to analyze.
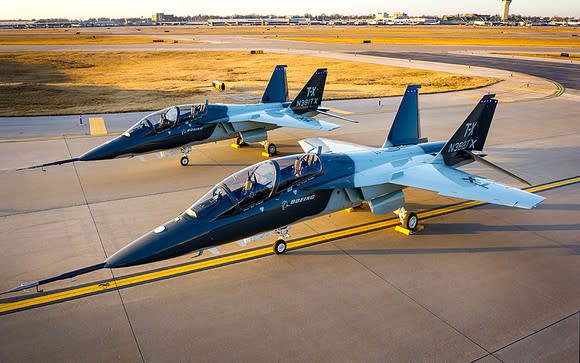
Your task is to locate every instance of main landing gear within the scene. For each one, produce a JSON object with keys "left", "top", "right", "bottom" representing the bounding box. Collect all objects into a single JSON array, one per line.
[
  {"left": 179, "top": 146, "right": 192, "bottom": 167},
  {"left": 231, "top": 137, "right": 277, "bottom": 157},
  {"left": 394, "top": 207, "right": 419, "bottom": 232},
  {"left": 273, "top": 226, "right": 290, "bottom": 255},
  {"left": 260, "top": 141, "right": 277, "bottom": 157},
  {"left": 235, "top": 136, "right": 247, "bottom": 147}
]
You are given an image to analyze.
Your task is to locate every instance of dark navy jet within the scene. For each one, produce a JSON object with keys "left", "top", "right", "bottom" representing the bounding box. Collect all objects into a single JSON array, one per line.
[
  {"left": 20, "top": 66, "right": 352, "bottom": 169},
  {"left": 3, "top": 86, "right": 544, "bottom": 294}
]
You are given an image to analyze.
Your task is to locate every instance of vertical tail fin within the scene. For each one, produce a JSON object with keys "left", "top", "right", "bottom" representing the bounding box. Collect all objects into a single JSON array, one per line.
[
  {"left": 261, "top": 65, "right": 288, "bottom": 103},
  {"left": 290, "top": 68, "right": 327, "bottom": 114},
  {"left": 383, "top": 85, "right": 427, "bottom": 147},
  {"left": 434, "top": 94, "right": 498, "bottom": 167}
]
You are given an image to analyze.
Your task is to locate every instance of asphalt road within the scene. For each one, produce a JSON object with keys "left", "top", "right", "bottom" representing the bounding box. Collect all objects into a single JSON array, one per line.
[{"left": 358, "top": 51, "right": 580, "bottom": 90}]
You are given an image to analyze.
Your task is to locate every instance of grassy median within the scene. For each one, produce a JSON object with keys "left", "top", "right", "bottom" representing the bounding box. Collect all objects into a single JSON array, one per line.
[{"left": 0, "top": 51, "right": 497, "bottom": 116}]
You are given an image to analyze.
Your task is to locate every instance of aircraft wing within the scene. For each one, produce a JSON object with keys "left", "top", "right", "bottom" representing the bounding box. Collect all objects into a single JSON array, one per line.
[
  {"left": 390, "top": 163, "right": 545, "bottom": 209},
  {"left": 230, "top": 110, "right": 340, "bottom": 131},
  {"left": 298, "top": 137, "right": 372, "bottom": 154}
]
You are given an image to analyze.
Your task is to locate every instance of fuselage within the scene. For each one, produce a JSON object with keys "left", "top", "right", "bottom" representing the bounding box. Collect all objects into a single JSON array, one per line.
[
  {"left": 80, "top": 102, "right": 290, "bottom": 161},
  {"left": 105, "top": 141, "right": 446, "bottom": 268}
]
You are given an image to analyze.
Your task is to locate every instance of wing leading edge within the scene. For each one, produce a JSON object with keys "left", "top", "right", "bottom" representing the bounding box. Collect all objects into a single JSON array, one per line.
[
  {"left": 250, "top": 111, "right": 340, "bottom": 131},
  {"left": 298, "top": 137, "right": 372, "bottom": 153},
  {"left": 390, "top": 163, "right": 545, "bottom": 209}
]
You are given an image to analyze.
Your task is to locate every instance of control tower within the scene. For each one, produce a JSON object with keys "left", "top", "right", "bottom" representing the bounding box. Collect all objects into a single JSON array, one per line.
[{"left": 501, "top": 0, "right": 512, "bottom": 21}]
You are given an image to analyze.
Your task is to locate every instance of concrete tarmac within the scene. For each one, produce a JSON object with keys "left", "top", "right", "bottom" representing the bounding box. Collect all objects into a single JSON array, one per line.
[
  {"left": 0, "top": 34, "right": 579, "bottom": 361},
  {"left": 0, "top": 90, "right": 578, "bottom": 362}
]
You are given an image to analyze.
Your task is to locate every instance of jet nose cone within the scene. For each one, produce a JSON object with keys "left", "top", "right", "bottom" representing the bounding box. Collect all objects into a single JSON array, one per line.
[
  {"left": 105, "top": 217, "right": 208, "bottom": 268},
  {"left": 79, "top": 135, "right": 130, "bottom": 161}
]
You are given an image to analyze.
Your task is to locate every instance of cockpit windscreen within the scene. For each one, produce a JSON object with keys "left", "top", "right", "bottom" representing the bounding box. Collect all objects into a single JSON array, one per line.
[
  {"left": 126, "top": 103, "right": 208, "bottom": 135},
  {"left": 184, "top": 154, "right": 323, "bottom": 219}
]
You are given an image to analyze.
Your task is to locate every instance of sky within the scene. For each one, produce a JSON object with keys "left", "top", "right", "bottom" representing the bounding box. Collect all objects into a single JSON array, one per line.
[{"left": 3, "top": 0, "right": 579, "bottom": 20}]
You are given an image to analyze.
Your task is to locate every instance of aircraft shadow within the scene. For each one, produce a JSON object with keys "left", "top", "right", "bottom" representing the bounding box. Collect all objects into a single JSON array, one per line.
[
  {"left": 481, "top": 203, "right": 580, "bottom": 211},
  {"left": 182, "top": 163, "right": 249, "bottom": 168},
  {"left": 292, "top": 244, "right": 580, "bottom": 256},
  {"left": 421, "top": 222, "right": 580, "bottom": 235}
]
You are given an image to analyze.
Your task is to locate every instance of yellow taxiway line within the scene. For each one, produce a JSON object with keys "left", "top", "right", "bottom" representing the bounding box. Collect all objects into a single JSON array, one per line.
[{"left": 0, "top": 176, "right": 578, "bottom": 316}]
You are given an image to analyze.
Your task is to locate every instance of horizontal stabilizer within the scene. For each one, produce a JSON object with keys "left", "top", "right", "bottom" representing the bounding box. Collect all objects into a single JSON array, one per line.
[
  {"left": 315, "top": 109, "right": 358, "bottom": 123},
  {"left": 465, "top": 150, "right": 531, "bottom": 186}
]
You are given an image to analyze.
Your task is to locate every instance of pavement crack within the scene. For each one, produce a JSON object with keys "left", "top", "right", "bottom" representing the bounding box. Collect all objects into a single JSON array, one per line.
[
  {"left": 330, "top": 240, "right": 499, "bottom": 361},
  {"left": 471, "top": 310, "right": 580, "bottom": 362},
  {"left": 63, "top": 136, "right": 146, "bottom": 363}
]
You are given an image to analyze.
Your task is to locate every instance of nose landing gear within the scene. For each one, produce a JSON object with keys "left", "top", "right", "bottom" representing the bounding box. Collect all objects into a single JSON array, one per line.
[
  {"left": 273, "top": 226, "right": 290, "bottom": 255},
  {"left": 179, "top": 146, "right": 192, "bottom": 167}
]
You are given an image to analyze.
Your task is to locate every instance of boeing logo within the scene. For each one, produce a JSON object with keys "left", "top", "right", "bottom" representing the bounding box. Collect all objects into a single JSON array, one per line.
[{"left": 281, "top": 195, "right": 316, "bottom": 211}]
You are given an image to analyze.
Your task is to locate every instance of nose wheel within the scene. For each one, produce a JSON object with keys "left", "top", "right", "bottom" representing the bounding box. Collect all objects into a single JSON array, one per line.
[
  {"left": 180, "top": 156, "right": 189, "bottom": 166},
  {"left": 274, "top": 239, "right": 287, "bottom": 255},
  {"left": 273, "top": 226, "right": 290, "bottom": 254},
  {"left": 179, "top": 146, "right": 192, "bottom": 167}
]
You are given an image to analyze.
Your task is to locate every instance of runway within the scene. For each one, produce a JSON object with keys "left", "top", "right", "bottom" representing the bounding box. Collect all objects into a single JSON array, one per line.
[
  {"left": 358, "top": 51, "right": 580, "bottom": 90},
  {"left": 0, "top": 38, "right": 579, "bottom": 361}
]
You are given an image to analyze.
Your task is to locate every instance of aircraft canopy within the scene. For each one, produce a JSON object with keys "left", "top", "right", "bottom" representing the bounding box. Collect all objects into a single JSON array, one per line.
[
  {"left": 127, "top": 104, "right": 208, "bottom": 135},
  {"left": 185, "top": 154, "right": 322, "bottom": 219}
]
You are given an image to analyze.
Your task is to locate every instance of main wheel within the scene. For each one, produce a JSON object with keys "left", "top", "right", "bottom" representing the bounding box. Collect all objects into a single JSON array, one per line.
[
  {"left": 266, "top": 143, "right": 277, "bottom": 155},
  {"left": 180, "top": 156, "right": 189, "bottom": 167},
  {"left": 274, "top": 239, "right": 287, "bottom": 255},
  {"left": 236, "top": 136, "right": 246, "bottom": 146},
  {"left": 404, "top": 212, "right": 419, "bottom": 231}
]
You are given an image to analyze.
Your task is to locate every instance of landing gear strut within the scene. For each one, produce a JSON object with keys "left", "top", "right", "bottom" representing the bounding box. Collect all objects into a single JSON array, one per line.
[
  {"left": 260, "top": 141, "right": 277, "bottom": 157},
  {"left": 394, "top": 207, "right": 419, "bottom": 231},
  {"left": 180, "top": 146, "right": 191, "bottom": 167},
  {"left": 273, "top": 226, "right": 290, "bottom": 255}
]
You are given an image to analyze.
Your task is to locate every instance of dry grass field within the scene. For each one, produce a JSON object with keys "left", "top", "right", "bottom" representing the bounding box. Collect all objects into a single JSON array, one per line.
[
  {"left": 0, "top": 30, "right": 197, "bottom": 45},
  {"left": 0, "top": 51, "right": 497, "bottom": 116},
  {"left": 1, "top": 25, "right": 578, "bottom": 47}
]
